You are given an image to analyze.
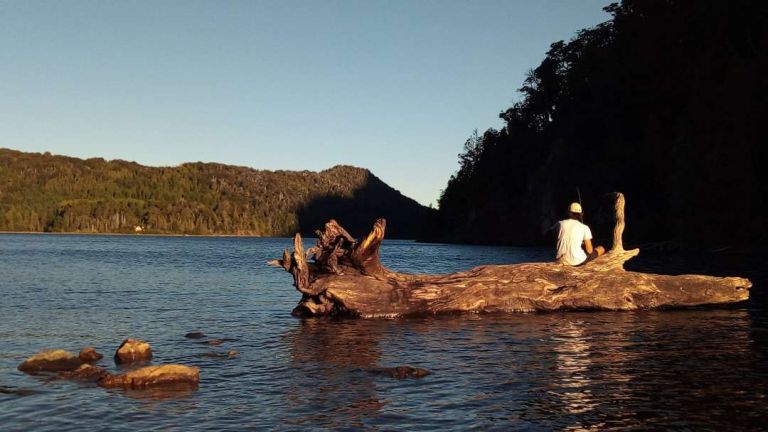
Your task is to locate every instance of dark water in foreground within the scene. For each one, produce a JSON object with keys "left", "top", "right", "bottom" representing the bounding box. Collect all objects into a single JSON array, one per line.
[{"left": 0, "top": 234, "right": 766, "bottom": 431}]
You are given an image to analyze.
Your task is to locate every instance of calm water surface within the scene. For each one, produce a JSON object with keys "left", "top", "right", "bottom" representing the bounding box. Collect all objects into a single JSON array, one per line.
[{"left": 0, "top": 234, "right": 766, "bottom": 431}]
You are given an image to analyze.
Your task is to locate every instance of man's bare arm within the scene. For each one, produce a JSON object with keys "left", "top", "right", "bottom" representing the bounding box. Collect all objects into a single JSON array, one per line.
[{"left": 583, "top": 239, "right": 594, "bottom": 254}]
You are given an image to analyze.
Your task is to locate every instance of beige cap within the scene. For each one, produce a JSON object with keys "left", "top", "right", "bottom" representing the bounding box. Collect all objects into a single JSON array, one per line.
[{"left": 569, "top": 202, "right": 582, "bottom": 213}]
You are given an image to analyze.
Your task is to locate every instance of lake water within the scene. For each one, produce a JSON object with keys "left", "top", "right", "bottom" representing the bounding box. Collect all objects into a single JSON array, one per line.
[{"left": 0, "top": 234, "right": 766, "bottom": 431}]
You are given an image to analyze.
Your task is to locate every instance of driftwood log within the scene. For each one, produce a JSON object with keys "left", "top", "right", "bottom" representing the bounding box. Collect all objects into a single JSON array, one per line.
[{"left": 270, "top": 193, "right": 751, "bottom": 318}]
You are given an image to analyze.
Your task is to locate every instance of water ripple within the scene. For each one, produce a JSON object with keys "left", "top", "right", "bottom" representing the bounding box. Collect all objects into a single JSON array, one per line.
[{"left": 0, "top": 235, "right": 766, "bottom": 430}]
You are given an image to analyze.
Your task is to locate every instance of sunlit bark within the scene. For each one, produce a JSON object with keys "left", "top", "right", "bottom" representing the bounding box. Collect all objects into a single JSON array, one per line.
[{"left": 271, "top": 193, "right": 751, "bottom": 318}]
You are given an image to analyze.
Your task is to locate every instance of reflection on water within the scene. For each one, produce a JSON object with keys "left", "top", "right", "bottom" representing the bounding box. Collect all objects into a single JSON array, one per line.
[
  {"left": 283, "top": 319, "right": 386, "bottom": 429},
  {"left": 277, "top": 309, "right": 767, "bottom": 430},
  {"left": 0, "top": 235, "right": 766, "bottom": 430},
  {"left": 105, "top": 386, "right": 199, "bottom": 402},
  {"left": 551, "top": 320, "right": 598, "bottom": 416}
]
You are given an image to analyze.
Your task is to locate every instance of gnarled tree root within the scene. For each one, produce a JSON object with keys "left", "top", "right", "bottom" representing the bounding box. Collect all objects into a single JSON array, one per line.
[{"left": 269, "top": 193, "right": 751, "bottom": 318}]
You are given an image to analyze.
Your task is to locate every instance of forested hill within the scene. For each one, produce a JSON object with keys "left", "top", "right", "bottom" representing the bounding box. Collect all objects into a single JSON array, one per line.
[
  {"left": 431, "top": 0, "right": 768, "bottom": 248},
  {"left": 0, "top": 148, "right": 432, "bottom": 238}
]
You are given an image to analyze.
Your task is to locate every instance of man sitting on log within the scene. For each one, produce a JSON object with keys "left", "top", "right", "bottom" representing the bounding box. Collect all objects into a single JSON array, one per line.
[{"left": 556, "top": 202, "right": 605, "bottom": 266}]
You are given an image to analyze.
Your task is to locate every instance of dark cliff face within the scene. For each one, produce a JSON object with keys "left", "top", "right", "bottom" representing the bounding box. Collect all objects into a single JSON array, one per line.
[
  {"left": 296, "top": 167, "right": 431, "bottom": 239},
  {"left": 432, "top": 0, "right": 768, "bottom": 248},
  {"left": 0, "top": 149, "right": 432, "bottom": 238}
]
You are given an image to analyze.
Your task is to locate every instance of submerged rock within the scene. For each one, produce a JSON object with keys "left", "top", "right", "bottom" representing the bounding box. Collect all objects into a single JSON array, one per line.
[
  {"left": 18, "top": 349, "right": 83, "bottom": 374},
  {"left": 114, "top": 338, "right": 152, "bottom": 364},
  {"left": 197, "top": 352, "right": 226, "bottom": 359},
  {"left": 0, "top": 386, "right": 37, "bottom": 397},
  {"left": 196, "top": 350, "right": 238, "bottom": 360},
  {"left": 58, "top": 364, "right": 109, "bottom": 382},
  {"left": 192, "top": 337, "right": 238, "bottom": 346},
  {"left": 79, "top": 347, "right": 104, "bottom": 362},
  {"left": 370, "top": 366, "right": 430, "bottom": 379},
  {"left": 98, "top": 365, "right": 200, "bottom": 389},
  {"left": 184, "top": 332, "right": 206, "bottom": 339}
]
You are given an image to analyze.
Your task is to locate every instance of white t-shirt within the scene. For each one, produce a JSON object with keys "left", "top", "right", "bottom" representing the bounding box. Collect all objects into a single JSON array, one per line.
[{"left": 556, "top": 218, "right": 593, "bottom": 265}]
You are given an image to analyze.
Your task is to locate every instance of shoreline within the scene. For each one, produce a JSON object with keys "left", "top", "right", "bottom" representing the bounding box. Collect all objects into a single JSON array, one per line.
[
  {"left": 1, "top": 230, "right": 765, "bottom": 252},
  {"left": 1, "top": 231, "right": 763, "bottom": 289},
  {"left": 0, "top": 230, "right": 273, "bottom": 238},
  {"left": 0, "top": 230, "right": 423, "bottom": 241}
]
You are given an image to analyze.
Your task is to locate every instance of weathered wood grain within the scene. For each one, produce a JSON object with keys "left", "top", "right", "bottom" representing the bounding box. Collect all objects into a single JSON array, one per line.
[{"left": 270, "top": 194, "right": 751, "bottom": 318}]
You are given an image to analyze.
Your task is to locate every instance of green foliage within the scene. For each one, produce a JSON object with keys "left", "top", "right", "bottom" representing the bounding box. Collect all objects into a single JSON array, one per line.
[
  {"left": 435, "top": 0, "right": 768, "bottom": 247},
  {"left": 0, "top": 149, "right": 430, "bottom": 237}
]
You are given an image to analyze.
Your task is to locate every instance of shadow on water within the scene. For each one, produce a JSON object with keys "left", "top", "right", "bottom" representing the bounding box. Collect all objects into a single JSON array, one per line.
[
  {"left": 625, "top": 250, "right": 768, "bottom": 306},
  {"left": 280, "top": 319, "right": 386, "bottom": 429},
  {"left": 530, "top": 310, "right": 766, "bottom": 430},
  {"left": 276, "top": 308, "right": 768, "bottom": 430}
]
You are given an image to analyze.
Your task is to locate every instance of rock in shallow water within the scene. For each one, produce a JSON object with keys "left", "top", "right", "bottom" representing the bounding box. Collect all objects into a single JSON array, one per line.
[
  {"left": 58, "top": 364, "right": 109, "bottom": 382},
  {"left": 98, "top": 365, "right": 200, "bottom": 389},
  {"left": 114, "top": 338, "right": 152, "bottom": 364},
  {"left": 0, "top": 386, "right": 37, "bottom": 396},
  {"left": 196, "top": 350, "right": 238, "bottom": 360},
  {"left": 184, "top": 331, "right": 206, "bottom": 339},
  {"left": 18, "top": 349, "right": 83, "bottom": 374},
  {"left": 370, "top": 366, "right": 430, "bottom": 379},
  {"left": 79, "top": 347, "right": 104, "bottom": 362}
]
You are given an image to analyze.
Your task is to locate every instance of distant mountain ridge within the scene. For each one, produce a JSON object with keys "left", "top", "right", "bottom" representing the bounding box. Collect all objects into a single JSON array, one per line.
[{"left": 0, "top": 148, "right": 432, "bottom": 238}]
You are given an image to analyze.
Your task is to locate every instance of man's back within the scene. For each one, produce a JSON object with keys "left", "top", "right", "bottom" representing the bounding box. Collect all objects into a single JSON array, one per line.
[{"left": 556, "top": 218, "right": 593, "bottom": 265}]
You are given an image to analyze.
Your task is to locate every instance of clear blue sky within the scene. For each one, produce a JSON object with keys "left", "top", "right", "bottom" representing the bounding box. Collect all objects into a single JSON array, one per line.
[{"left": 0, "top": 0, "right": 611, "bottom": 206}]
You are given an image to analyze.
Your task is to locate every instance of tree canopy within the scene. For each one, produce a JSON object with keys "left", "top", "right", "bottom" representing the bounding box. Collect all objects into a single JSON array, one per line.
[
  {"left": 0, "top": 148, "right": 431, "bottom": 238},
  {"left": 433, "top": 0, "right": 767, "bottom": 248}
]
